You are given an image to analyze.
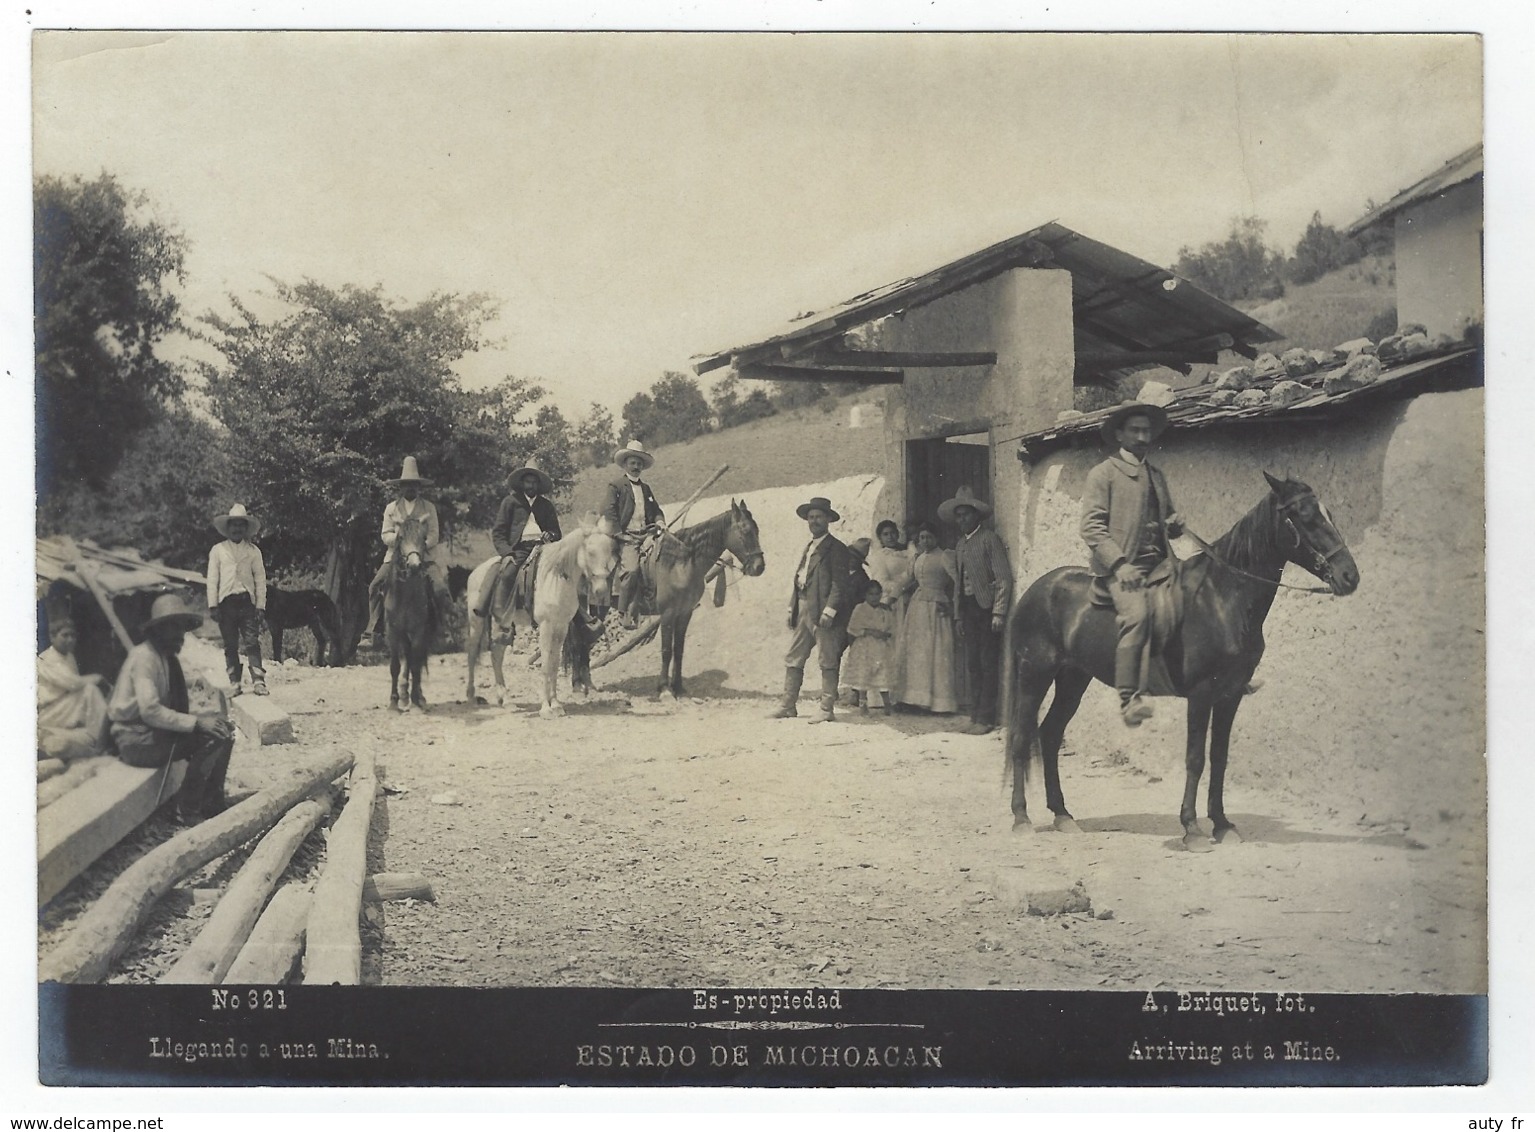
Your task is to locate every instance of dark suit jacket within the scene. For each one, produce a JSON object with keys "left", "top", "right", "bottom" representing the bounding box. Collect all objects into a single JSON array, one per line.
[
  {"left": 601, "top": 474, "right": 665, "bottom": 532},
  {"left": 491, "top": 492, "right": 562, "bottom": 557},
  {"left": 1080, "top": 454, "right": 1179, "bottom": 577},
  {"left": 789, "top": 534, "right": 853, "bottom": 629}
]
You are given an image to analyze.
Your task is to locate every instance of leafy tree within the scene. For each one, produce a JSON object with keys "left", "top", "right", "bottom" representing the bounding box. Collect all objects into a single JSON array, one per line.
[
  {"left": 710, "top": 373, "right": 776, "bottom": 429},
  {"left": 572, "top": 401, "right": 618, "bottom": 467},
  {"left": 1174, "top": 216, "right": 1286, "bottom": 302},
  {"left": 199, "top": 281, "right": 514, "bottom": 654},
  {"left": 621, "top": 371, "right": 712, "bottom": 447},
  {"left": 35, "top": 173, "right": 189, "bottom": 498},
  {"left": 1287, "top": 211, "right": 1363, "bottom": 285}
]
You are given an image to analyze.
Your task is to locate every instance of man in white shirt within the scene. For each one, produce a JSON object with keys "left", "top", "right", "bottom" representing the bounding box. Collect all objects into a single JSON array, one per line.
[
  {"left": 601, "top": 440, "right": 666, "bottom": 629},
  {"left": 364, "top": 457, "right": 454, "bottom": 644},
  {"left": 207, "top": 503, "right": 269, "bottom": 696}
]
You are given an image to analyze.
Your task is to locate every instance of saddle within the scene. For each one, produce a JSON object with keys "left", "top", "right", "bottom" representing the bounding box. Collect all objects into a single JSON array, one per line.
[
  {"left": 627, "top": 529, "right": 676, "bottom": 612},
  {"left": 490, "top": 544, "right": 545, "bottom": 625},
  {"left": 1089, "top": 557, "right": 1185, "bottom": 696}
]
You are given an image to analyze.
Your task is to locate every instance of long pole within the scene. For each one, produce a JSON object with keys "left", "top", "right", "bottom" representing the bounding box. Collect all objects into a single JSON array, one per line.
[{"left": 666, "top": 464, "right": 730, "bottom": 530}]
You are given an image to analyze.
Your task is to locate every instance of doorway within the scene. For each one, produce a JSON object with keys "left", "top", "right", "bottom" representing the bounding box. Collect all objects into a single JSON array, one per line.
[{"left": 905, "top": 434, "right": 991, "bottom": 544}]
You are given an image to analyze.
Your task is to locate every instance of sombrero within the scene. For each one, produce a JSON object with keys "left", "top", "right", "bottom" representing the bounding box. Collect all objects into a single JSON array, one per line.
[
  {"left": 212, "top": 503, "right": 262, "bottom": 539},
  {"left": 936, "top": 486, "right": 992, "bottom": 526},
  {"left": 510, "top": 460, "right": 554, "bottom": 496},
  {"left": 388, "top": 456, "right": 434, "bottom": 487},
  {"left": 1099, "top": 401, "right": 1170, "bottom": 448},
  {"left": 144, "top": 593, "right": 204, "bottom": 633},
  {"left": 847, "top": 538, "right": 872, "bottom": 564},
  {"left": 795, "top": 496, "right": 841, "bottom": 523},
  {"left": 612, "top": 440, "right": 655, "bottom": 471}
]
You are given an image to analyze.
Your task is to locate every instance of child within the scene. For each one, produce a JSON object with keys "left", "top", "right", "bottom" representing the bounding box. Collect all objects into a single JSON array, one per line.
[
  {"left": 842, "top": 579, "right": 895, "bottom": 716},
  {"left": 207, "top": 503, "right": 269, "bottom": 696}
]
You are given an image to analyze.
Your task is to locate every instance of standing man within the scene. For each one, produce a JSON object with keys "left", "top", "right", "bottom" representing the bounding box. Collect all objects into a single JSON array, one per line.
[
  {"left": 108, "top": 594, "right": 236, "bottom": 824},
  {"left": 940, "top": 486, "right": 1013, "bottom": 736},
  {"left": 475, "top": 461, "right": 562, "bottom": 618},
  {"left": 1080, "top": 402, "right": 1185, "bottom": 727},
  {"left": 771, "top": 496, "right": 853, "bottom": 724},
  {"left": 364, "top": 456, "right": 454, "bottom": 644},
  {"left": 602, "top": 440, "right": 665, "bottom": 629},
  {"left": 207, "top": 503, "right": 269, "bottom": 696}
]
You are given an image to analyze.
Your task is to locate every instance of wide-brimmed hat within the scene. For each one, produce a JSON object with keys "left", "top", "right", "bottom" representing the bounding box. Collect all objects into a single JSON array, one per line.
[
  {"left": 1099, "top": 401, "right": 1170, "bottom": 448},
  {"left": 144, "top": 593, "right": 204, "bottom": 634},
  {"left": 796, "top": 496, "right": 841, "bottom": 523},
  {"left": 612, "top": 440, "right": 655, "bottom": 471},
  {"left": 510, "top": 460, "right": 554, "bottom": 496},
  {"left": 937, "top": 486, "right": 993, "bottom": 525},
  {"left": 212, "top": 502, "right": 262, "bottom": 539},
  {"left": 847, "top": 537, "right": 872, "bottom": 564},
  {"left": 388, "top": 456, "right": 434, "bottom": 487}
]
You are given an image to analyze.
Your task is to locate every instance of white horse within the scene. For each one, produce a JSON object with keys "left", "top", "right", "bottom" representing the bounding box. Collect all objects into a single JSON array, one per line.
[{"left": 464, "top": 517, "right": 618, "bottom": 718}]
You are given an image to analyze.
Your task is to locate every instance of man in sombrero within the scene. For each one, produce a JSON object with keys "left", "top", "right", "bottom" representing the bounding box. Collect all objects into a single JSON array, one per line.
[
  {"left": 601, "top": 439, "right": 666, "bottom": 629},
  {"left": 207, "top": 503, "right": 269, "bottom": 696},
  {"left": 474, "top": 459, "right": 563, "bottom": 619},
  {"left": 940, "top": 485, "right": 1013, "bottom": 736},
  {"left": 771, "top": 495, "right": 853, "bottom": 723},
  {"left": 108, "top": 594, "right": 236, "bottom": 824},
  {"left": 1080, "top": 401, "right": 1185, "bottom": 726},
  {"left": 364, "top": 456, "right": 453, "bottom": 644}
]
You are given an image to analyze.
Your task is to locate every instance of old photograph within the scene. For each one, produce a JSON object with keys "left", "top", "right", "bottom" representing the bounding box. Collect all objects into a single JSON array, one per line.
[{"left": 25, "top": 27, "right": 1498, "bottom": 1087}]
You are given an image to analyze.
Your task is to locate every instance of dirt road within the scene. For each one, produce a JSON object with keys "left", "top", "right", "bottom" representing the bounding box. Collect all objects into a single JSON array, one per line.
[{"left": 221, "top": 652, "right": 1484, "bottom": 994}]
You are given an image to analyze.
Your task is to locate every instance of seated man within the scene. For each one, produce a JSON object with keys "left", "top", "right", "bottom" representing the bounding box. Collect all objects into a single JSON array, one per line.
[
  {"left": 107, "top": 594, "right": 235, "bottom": 823},
  {"left": 602, "top": 440, "right": 665, "bottom": 629},
  {"left": 475, "top": 461, "right": 561, "bottom": 618},
  {"left": 37, "top": 616, "right": 111, "bottom": 761},
  {"left": 364, "top": 456, "right": 454, "bottom": 643}
]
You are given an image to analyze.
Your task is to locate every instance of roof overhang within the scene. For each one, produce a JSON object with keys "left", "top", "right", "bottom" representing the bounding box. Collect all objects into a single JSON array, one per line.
[{"left": 1346, "top": 144, "right": 1483, "bottom": 236}]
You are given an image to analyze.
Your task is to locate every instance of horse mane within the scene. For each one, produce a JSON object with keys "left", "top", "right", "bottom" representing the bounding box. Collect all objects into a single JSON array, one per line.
[
  {"left": 539, "top": 529, "right": 589, "bottom": 580},
  {"left": 1209, "top": 491, "right": 1284, "bottom": 575},
  {"left": 660, "top": 509, "right": 732, "bottom": 567}
]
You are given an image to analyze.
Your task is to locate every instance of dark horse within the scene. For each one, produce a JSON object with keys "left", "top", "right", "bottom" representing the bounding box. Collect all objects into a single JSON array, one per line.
[
  {"left": 267, "top": 587, "right": 344, "bottom": 667},
  {"left": 646, "top": 500, "right": 766, "bottom": 700},
  {"left": 385, "top": 517, "right": 434, "bottom": 712},
  {"left": 1005, "top": 473, "right": 1360, "bottom": 850}
]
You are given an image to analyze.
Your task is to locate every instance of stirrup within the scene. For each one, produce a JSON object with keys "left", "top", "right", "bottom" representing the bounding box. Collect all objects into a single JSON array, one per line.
[{"left": 1120, "top": 694, "right": 1154, "bottom": 727}]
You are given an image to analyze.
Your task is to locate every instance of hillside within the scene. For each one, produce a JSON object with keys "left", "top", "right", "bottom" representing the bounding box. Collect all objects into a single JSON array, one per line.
[{"left": 1239, "top": 253, "right": 1397, "bottom": 354}]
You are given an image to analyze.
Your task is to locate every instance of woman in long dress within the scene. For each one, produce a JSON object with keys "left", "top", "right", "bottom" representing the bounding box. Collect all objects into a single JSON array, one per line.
[
  {"left": 37, "top": 618, "right": 111, "bottom": 760},
  {"left": 863, "top": 520, "right": 915, "bottom": 692},
  {"left": 897, "top": 522, "right": 958, "bottom": 713}
]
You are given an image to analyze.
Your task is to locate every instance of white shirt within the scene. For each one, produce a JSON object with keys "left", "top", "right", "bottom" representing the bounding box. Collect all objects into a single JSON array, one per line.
[
  {"left": 1118, "top": 448, "right": 1143, "bottom": 465},
  {"left": 207, "top": 539, "right": 268, "bottom": 610},
  {"left": 795, "top": 534, "right": 827, "bottom": 591},
  {"left": 626, "top": 477, "right": 647, "bottom": 533}
]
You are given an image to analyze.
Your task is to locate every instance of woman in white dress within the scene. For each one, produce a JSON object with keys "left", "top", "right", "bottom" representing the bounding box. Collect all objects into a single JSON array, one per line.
[
  {"left": 37, "top": 618, "right": 111, "bottom": 760},
  {"left": 863, "top": 520, "right": 915, "bottom": 693},
  {"left": 896, "top": 522, "right": 958, "bottom": 713}
]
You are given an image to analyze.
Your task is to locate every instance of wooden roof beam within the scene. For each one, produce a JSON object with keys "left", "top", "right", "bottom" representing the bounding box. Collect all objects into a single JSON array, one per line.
[
  {"left": 734, "top": 362, "right": 904, "bottom": 386},
  {"left": 791, "top": 344, "right": 998, "bottom": 369}
]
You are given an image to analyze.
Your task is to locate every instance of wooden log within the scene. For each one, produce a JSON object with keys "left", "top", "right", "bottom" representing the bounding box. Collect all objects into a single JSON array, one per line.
[
  {"left": 75, "top": 561, "right": 135, "bottom": 652},
  {"left": 39, "top": 750, "right": 354, "bottom": 984},
  {"left": 160, "top": 795, "right": 333, "bottom": 985},
  {"left": 38, "top": 760, "right": 186, "bottom": 906},
  {"left": 590, "top": 615, "right": 660, "bottom": 669},
  {"left": 363, "top": 871, "right": 435, "bottom": 903},
  {"left": 37, "top": 755, "right": 113, "bottom": 809},
  {"left": 224, "top": 882, "right": 314, "bottom": 985},
  {"left": 302, "top": 753, "right": 378, "bottom": 985},
  {"left": 797, "top": 346, "right": 999, "bottom": 369},
  {"left": 735, "top": 362, "right": 903, "bottom": 386},
  {"left": 38, "top": 759, "right": 68, "bottom": 782}
]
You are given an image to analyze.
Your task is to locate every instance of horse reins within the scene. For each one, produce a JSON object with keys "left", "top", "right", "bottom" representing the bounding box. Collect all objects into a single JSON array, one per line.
[{"left": 1184, "top": 493, "right": 1341, "bottom": 595}]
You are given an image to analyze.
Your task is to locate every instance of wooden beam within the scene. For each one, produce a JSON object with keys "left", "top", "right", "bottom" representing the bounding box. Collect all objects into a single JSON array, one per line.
[
  {"left": 39, "top": 750, "right": 354, "bottom": 982},
  {"left": 364, "top": 872, "right": 436, "bottom": 903},
  {"left": 303, "top": 753, "right": 378, "bottom": 986},
  {"left": 38, "top": 761, "right": 187, "bottom": 906},
  {"left": 75, "top": 562, "right": 135, "bottom": 652},
  {"left": 793, "top": 346, "right": 998, "bottom": 369},
  {"left": 161, "top": 794, "right": 332, "bottom": 985},
  {"left": 1075, "top": 350, "right": 1218, "bottom": 371},
  {"left": 37, "top": 756, "right": 113, "bottom": 810},
  {"left": 735, "top": 362, "right": 903, "bottom": 386},
  {"left": 224, "top": 882, "right": 313, "bottom": 985}
]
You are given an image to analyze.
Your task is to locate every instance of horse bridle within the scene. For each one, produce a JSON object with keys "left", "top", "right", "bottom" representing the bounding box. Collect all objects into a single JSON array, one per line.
[{"left": 1186, "top": 492, "right": 1343, "bottom": 594}]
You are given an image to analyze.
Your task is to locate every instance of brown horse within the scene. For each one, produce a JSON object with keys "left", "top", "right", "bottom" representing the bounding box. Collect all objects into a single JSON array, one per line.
[
  {"left": 386, "top": 517, "right": 434, "bottom": 712},
  {"left": 645, "top": 500, "right": 766, "bottom": 701},
  {"left": 1004, "top": 473, "right": 1360, "bottom": 850}
]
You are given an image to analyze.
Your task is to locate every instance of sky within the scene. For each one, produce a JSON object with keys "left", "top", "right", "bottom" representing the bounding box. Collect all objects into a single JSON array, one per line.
[{"left": 29, "top": 31, "right": 1483, "bottom": 419}]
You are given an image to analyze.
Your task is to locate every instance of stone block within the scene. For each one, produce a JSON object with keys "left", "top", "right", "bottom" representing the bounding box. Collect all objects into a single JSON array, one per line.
[
  {"left": 1213, "top": 366, "right": 1252, "bottom": 392},
  {"left": 1280, "top": 348, "right": 1318, "bottom": 378},
  {"left": 1323, "top": 354, "right": 1382, "bottom": 394},
  {"left": 988, "top": 868, "right": 1092, "bottom": 916},
  {"left": 1268, "top": 380, "right": 1311, "bottom": 408},
  {"left": 231, "top": 693, "right": 295, "bottom": 745}
]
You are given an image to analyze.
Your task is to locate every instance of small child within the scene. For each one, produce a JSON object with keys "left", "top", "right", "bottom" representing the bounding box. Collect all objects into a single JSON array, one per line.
[
  {"left": 207, "top": 503, "right": 269, "bottom": 696},
  {"left": 842, "top": 579, "right": 895, "bottom": 716}
]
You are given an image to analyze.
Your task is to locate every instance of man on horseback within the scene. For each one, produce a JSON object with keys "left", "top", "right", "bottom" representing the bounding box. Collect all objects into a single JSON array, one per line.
[
  {"left": 363, "top": 456, "right": 453, "bottom": 645},
  {"left": 602, "top": 439, "right": 665, "bottom": 630},
  {"left": 771, "top": 496, "right": 853, "bottom": 724},
  {"left": 1080, "top": 402, "right": 1186, "bottom": 727},
  {"left": 473, "top": 461, "right": 562, "bottom": 620}
]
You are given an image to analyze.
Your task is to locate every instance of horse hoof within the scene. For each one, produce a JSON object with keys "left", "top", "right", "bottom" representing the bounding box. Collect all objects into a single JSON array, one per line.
[
  {"left": 1053, "top": 815, "right": 1082, "bottom": 834},
  {"left": 1183, "top": 830, "right": 1214, "bottom": 853},
  {"left": 539, "top": 704, "right": 563, "bottom": 720},
  {"left": 474, "top": 695, "right": 489, "bottom": 706},
  {"left": 413, "top": 701, "right": 430, "bottom": 713},
  {"left": 1012, "top": 817, "right": 1034, "bottom": 835},
  {"left": 658, "top": 689, "right": 676, "bottom": 704},
  {"left": 1214, "top": 826, "right": 1243, "bottom": 845}
]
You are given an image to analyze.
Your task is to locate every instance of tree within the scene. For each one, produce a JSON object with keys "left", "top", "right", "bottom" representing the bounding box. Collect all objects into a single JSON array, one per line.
[
  {"left": 1174, "top": 216, "right": 1286, "bottom": 302},
  {"left": 572, "top": 401, "right": 618, "bottom": 467},
  {"left": 710, "top": 373, "right": 776, "bottom": 429},
  {"left": 1286, "top": 211, "right": 1363, "bottom": 285},
  {"left": 35, "top": 173, "right": 189, "bottom": 499},
  {"left": 621, "top": 371, "right": 712, "bottom": 447},
  {"left": 200, "top": 281, "right": 515, "bottom": 654}
]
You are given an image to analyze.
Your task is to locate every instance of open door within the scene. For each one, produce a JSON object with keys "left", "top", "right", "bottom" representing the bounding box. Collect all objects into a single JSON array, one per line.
[{"left": 905, "top": 435, "right": 992, "bottom": 544}]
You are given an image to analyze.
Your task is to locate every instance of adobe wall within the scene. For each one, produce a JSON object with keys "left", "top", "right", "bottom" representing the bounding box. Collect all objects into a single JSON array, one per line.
[{"left": 1395, "top": 181, "right": 1483, "bottom": 338}]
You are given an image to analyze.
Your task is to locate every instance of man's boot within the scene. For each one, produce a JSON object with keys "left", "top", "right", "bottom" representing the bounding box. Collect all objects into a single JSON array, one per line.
[
  {"left": 1115, "top": 642, "right": 1153, "bottom": 727},
  {"left": 226, "top": 662, "right": 243, "bottom": 697},
  {"left": 768, "top": 667, "right": 803, "bottom": 718},
  {"left": 808, "top": 668, "right": 839, "bottom": 724},
  {"left": 248, "top": 659, "right": 268, "bottom": 696}
]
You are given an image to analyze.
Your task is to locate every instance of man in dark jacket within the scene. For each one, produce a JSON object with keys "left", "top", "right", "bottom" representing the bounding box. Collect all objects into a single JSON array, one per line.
[
  {"left": 475, "top": 462, "right": 562, "bottom": 618},
  {"left": 601, "top": 440, "right": 665, "bottom": 628},
  {"left": 941, "top": 486, "right": 1013, "bottom": 735},
  {"left": 770, "top": 496, "right": 853, "bottom": 724},
  {"left": 1080, "top": 401, "right": 1185, "bottom": 727}
]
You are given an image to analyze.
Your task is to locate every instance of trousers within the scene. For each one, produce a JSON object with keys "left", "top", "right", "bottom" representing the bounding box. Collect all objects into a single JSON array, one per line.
[
  {"left": 113, "top": 724, "right": 234, "bottom": 817},
  {"left": 958, "top": 599, "right": 1001, "bottom": 727}
]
